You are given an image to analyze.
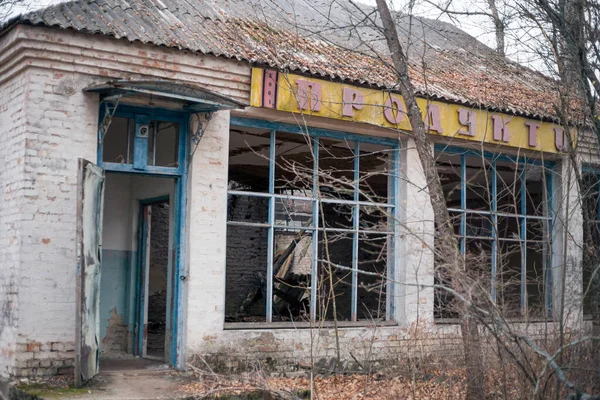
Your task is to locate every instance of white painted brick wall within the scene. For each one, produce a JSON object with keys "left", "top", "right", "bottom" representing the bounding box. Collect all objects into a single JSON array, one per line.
[
  {"left": 5, "top": 67, "right": 99, "bottom": 377},
  {"left": 553, "top": 158, "right": 584, "bottom": 326},
  {"left": 17, "top": 68, "right": 99, "bottom": 346},
  {"left": 0, "top": 24, "right": 251, "bottom": 377},
  {"left": 398, "top": 140, "right": 435, "bottom": 326},
  {"left": 0, "top": 68, "right": 29, "bottom": 378},
  {"left": 186, "top": 111, "right": 231, "bottom": 345}
]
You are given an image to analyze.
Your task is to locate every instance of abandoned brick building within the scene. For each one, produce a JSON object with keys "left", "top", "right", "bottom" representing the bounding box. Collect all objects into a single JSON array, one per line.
[{"left": 0, "top": 0, "right": 595, "bottom": 383}]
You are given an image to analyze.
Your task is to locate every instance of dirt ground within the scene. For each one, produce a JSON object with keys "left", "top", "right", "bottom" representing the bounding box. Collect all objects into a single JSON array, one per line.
[
  {"left": 15, "top": 359, "right": 194, "bottom": 400},
  {"left": 15, "top": 361, "right": 530, "bottom": 400}
]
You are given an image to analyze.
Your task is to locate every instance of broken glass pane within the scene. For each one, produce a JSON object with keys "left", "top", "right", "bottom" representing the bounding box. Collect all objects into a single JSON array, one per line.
[
  {"left": 227, "top": 194, "right": 269, "bottom": 224},
  {"left": 497, "top": 240, "right": 523, "bottom": 317},
  {"left": 524, "top": 165, "right": 548, "bottom": 216},
  {"left": 103, "top": 116, "right": 133, "bottom": 164},
  {"left": 359, "top": 143, "right": 392, "bottom": 204},
  {"left": 272, "top": 228, "right": 313, "bottom": 322},
  {"left": 274, "top": 131, "right": 314, "bottom": 195},
  {"left": 357, "top": 233, "right": 388, "bottom": 320},
  {"left": 358, "top": 206, "right": 392, "bottom": 233},
  {"left": 496, "top": 161, "right": 524, "bottom": 215},
  {"left": 319, "top": 202, "right": 354, "bottom": 230},
  {"left": 274, "top": 198, "right": 313, "bottom": 228},
  {"left": 318, "top": 138, "right": 355, "bottom": 200},
  {"left": 225, "top": 226, "right": 268, "bottom": 322},
  {"left": 465, "top": 155, "right": 493, "bottom": 211},
  {"left": 317, "top": 232, "right": 353, "bottom": 321},
  {"left": 525, "top": 241, "right": 547, "bottom": 317},
  {"left": 228, "top": 127, "right": 271, "bottom": 192},
  {"left": 154, "top": 121, "right": 180, "bottom": 167},
  {"left": 436, "top": 152, "right": 461, "bottom": 208}
]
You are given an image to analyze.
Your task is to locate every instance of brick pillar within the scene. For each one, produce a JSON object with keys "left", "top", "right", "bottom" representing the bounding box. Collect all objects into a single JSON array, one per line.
[
  {"left": 184, "top": 111, "right": 231, "bottom": 361},
  {"left": 397, "top": 139, "right": 435, "bottom": 327}
]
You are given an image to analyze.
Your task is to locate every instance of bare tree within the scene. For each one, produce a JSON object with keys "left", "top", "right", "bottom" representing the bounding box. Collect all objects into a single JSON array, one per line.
[
  {"left": 517, "top": 0, "right": 600, "bottom": 389},
  {"left": 0, "top": 0, "right": 27, "bottom": 24},
  {"left": 414, "top": 0, "right": 511, "bottom": 56},
  {"left": 373, "top": 0, "right": 487, "bottom": 398}
]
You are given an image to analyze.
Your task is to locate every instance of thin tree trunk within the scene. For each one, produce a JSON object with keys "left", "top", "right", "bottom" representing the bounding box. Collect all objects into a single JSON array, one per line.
[
  {"left": 374, "top": 1, "right": 487, "bottom": 398},
  {"left": 486, "top": 0, "right": 506, "bottom": 57}
]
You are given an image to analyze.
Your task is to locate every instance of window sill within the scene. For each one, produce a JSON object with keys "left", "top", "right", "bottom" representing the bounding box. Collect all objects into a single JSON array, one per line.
[
  {"left": 223, "top": 320, "right": 398, "bottom": 330},
  {"left": 434, "top": 316, "right": 555, "bottom": 325}
]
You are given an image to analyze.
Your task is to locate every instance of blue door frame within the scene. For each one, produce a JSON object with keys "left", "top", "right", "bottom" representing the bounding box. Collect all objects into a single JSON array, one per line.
[{"left": 98, "top": 104, "right": 188, "bottom": 368}]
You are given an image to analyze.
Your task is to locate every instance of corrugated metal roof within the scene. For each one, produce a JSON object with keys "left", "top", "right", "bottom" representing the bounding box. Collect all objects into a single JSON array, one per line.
[{"left": 7, "top": 0, "right": 569, "bottom": 120}]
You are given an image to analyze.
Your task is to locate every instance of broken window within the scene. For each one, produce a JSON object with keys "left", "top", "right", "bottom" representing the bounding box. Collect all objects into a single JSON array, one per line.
[
  {"left": 226, "top": 124, "right": 397, "bottom": 324},
  {"left": 102, "top": 116, "right": 134, "bottom": 164},
  {"left": 582, "top": 171, "right": 600, "bottom": 316},
  {"left": 101, "top": 115, "right": 182, "bottom": 170},
  {"left": 434, "top": 149, "right": 553, "bottom": 319},
  {"left": 147, "top": 121, "right": 180, "bottom": 167}
]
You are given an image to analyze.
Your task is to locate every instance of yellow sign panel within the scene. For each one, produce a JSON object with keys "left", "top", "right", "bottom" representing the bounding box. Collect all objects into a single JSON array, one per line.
[{"left": 250, "top": 68, "right": 569, "bottom": 154}]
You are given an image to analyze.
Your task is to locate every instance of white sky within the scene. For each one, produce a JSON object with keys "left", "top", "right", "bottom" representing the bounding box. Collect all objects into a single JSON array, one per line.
[{"left": 360, "top": 0, "right": 506, "bottom": 55}]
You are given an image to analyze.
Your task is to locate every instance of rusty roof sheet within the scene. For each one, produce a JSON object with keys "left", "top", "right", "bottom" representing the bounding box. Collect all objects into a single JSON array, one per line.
[{"left": 7, "top": 0, "right": 569, "bottom": 120}]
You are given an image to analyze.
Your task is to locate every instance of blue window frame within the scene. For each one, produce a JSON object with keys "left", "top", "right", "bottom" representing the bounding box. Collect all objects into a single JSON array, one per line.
[
  {"left": 98, "top": 105, "right": 187, "bottom": 176},
  {"left": 96, "top": 103, "right": 188, "bottom": 368},
  {"left": 434, "top": 145, "right": 554, "bottom": 319},
  {"left": 225, "top": 117, "right": 400, "bottom": 324},
  {"left": 581, "top": 167, "right": 600, "bottom": 315}
]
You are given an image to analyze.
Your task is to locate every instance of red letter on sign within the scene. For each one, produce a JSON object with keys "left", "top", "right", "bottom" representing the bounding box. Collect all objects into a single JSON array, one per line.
[
  {"left": 296, "top": 80, "right": 322, "bottom": 112},
  {"left": 262, "top": 69, "right": 278, "bottom": 108},
  {"left": 457, "top": 108, "right": 475, "bottom": 136},
  {"left": 384, "top": 95, "right": 406, "bottom": 124},
  {"left": 342, "top": 88, "right": 365, "bottom": 117},
  {"left": 554, "top": 127, "right": 568, "bottom": 151},
  {"left": 425, "top": 104, "right": 444, "bottom": 133},
  {"left": 525, "top": 121, "right": 540, "bottom": 147},
  {"left": 492, "top": 115, "right": 511, "bottom": 142}
]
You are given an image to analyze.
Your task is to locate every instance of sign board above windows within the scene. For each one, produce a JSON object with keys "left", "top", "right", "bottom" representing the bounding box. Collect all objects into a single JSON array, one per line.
[{"left": 250, "top": 68, "right": 571, "bottom": 154}]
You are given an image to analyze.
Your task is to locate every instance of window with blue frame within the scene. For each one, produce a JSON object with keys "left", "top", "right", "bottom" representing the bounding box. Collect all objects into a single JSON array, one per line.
[
  {"left": 581, "top": 170, "right": 600, "bottom": 316},
  {"left": 225, "top": 121, "right": 398, "bottom": 324},
  {"left": 101, "top": 113, "right": 183, "bottom": 172},
  {"left": 434, "top": 147, "right": 553, "bottom": 319}
]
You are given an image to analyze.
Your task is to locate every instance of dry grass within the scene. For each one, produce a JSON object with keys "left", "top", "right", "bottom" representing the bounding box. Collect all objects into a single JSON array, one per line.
[{"left": 179, "top": 368, "right": 535, "bottom": 399}]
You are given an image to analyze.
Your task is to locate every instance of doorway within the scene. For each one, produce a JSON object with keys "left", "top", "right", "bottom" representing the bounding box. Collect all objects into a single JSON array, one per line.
[
  {"left": 138, "top": 197, "right": 171, "bottom": 360},
  {"left": 100, "top": 173, "right": 177, "bottom": 363}
]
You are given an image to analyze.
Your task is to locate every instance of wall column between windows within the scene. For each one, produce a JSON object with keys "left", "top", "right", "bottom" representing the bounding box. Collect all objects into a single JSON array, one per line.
[
  {"left": 397, "top": 139, "right": 435, "bottom": 327},
  {"left": 185, "top": 110, "right": 231, "bottom": 354},
  {"left": 553, "top": 156, "right": 584, "bottom": 326}
]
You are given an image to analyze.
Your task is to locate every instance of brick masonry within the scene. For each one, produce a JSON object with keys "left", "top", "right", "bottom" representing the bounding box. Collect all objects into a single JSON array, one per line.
[
  {"left": 225, "top": 195, "right": 269, "bottom": 319},
  {"left": 0, "top": 25, "right": 250, "bottom": 378},
  {"left": 14, "top": 341, "right": 76, "bottom": 377},
  {"left": 0, "top": 57, "right": 28, "bottom": 379}
]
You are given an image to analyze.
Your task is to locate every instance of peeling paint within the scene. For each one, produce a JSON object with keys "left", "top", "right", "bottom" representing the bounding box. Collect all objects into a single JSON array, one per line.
[
  {"left": 75, "top": 160, "right": 105, "bottom": 385},
  {"left": 101, "top": 308, "right": 128, "bottom": 355}
]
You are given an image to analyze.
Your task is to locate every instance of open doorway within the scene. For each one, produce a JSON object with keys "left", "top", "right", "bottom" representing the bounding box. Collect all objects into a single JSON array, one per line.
[
  {"left": 100, "top": 172, "right": 176, "bottom": 363},
  {"left": 139, "top": 198, "right": 170, "bottom": 360}
]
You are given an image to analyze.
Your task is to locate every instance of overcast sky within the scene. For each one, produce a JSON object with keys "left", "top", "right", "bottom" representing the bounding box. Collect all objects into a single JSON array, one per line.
[{"left": 363, "top": 0, "right": 497, "bottom": 48}]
